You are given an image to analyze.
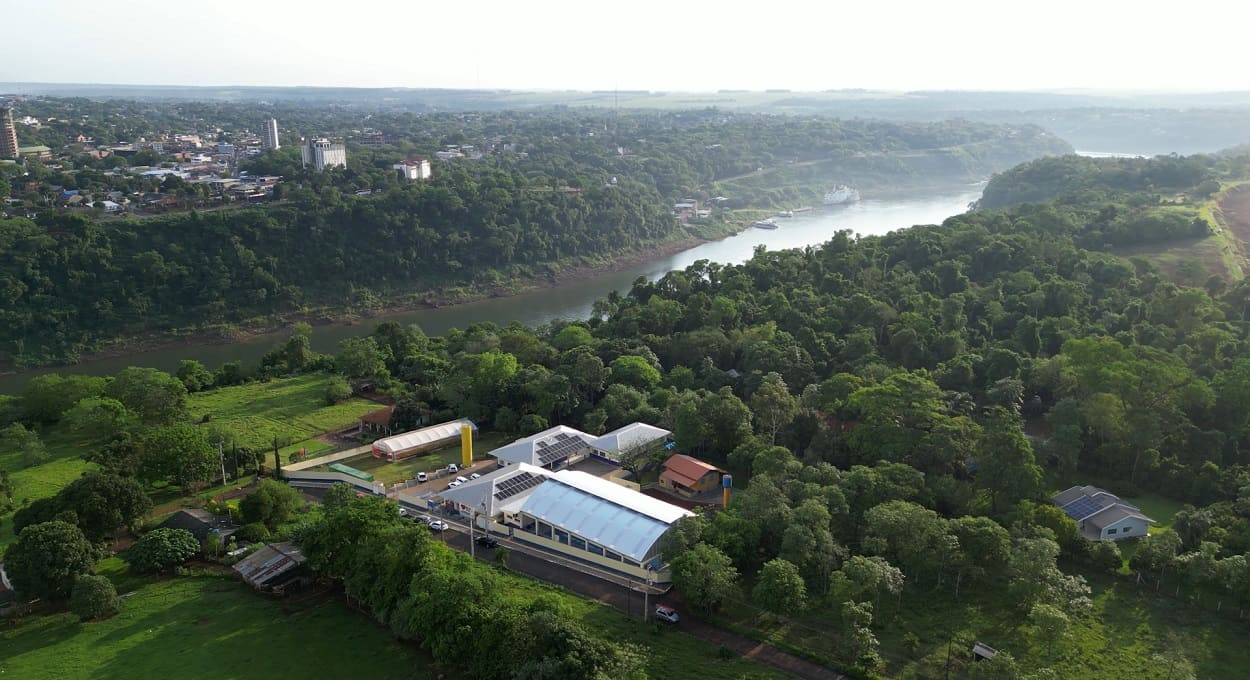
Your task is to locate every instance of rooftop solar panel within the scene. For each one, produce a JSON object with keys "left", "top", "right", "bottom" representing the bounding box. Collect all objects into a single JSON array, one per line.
[
  {"left": 493, "top": 471, "right": 546, "bottom": 500},
  {"left": 1061, "top": 497, "right": 1103, "bottom": 520}
]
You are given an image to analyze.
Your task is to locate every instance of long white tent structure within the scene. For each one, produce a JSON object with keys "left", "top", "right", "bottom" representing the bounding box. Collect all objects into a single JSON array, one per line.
[{"left": 372, "top": 418, "right": 477, "bottom": 461}]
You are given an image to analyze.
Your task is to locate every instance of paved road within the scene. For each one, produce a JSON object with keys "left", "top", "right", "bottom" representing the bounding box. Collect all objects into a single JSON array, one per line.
[{"left": 434, "top": 521, "right": 845, "bottom": 680}]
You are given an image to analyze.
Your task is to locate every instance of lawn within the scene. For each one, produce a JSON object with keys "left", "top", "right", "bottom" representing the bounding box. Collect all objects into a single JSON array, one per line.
[
  {"left": 2, "top": 557, "right": 783, "bottom": 680},
  {"left": 1, "top": 428, "right": 102, "bottom": 549},
  {"left": 187, "top": 374, "right": 383, "bottom": 451},
  {"left": 0, "top": 576, "right": 435, "bottom": 680}
]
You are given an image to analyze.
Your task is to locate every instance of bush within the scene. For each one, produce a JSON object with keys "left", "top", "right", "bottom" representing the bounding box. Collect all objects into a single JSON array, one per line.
[
  {"left": 239, "top": 479, "right": 302, "bottom": 528},
  {"left": 324, "top": 377, "right": 352, "bottom": 405},
  {"left": 70, "top": 574, "right": 119, "bottom": 621},
  {"left": 126, "top": 528, "right": 200, "bottom": 573},
  {"left": 237, "top": 522, "right": 271, "bottom": 542}
]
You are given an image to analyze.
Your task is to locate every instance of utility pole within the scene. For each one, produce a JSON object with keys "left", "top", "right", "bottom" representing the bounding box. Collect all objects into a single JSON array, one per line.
[
  {"left": 470, "top": 506, "right": 476, "bottom": 559},
  {"left": 218, "top": 442, "right": 227, "bottom": 486}
]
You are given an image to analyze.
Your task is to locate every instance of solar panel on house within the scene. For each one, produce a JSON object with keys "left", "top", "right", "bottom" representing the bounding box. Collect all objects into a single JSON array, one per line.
[
  {"left": 1061, "top": 497, "right": 1103, "bottom": 521},
  {"left": 493, "top": 471, "right": 546, "bottom": 500}
]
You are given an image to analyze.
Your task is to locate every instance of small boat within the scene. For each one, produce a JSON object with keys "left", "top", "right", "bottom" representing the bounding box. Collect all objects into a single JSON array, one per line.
[
  {"left": 824, "top": 185, "right": 861, "bottom": 205},
  {"left": 752, "top": 219, "right": 779, "bottom": 230},
  {"left": 777, "top": 210, "right": 794, "bottom": 218}
]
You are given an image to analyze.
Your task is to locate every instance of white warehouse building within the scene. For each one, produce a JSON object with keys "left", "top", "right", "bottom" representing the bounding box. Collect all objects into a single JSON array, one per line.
[{"left": 438, "top": 462, "right": 692, "bottom": 584}]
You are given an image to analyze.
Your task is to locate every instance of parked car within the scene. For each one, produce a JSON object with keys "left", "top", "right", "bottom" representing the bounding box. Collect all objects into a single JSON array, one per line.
[
  {"left": 398, "top": 508, "right": 409, "bottom": 517},
  {"left": 415, "top": 515, "right": 432, "bottom": 525},
  {"left": 469, "top": 472, "right": 481, "bottom": 480},
  {"left": 447, "top": 463, "right": 459, "bottom": 473},
  {"left": 455, "top": 476, "right": 469, "bottom": 484},
  {"left": 474, "top": 534, "right": 499, "bottom": 548},
  {"left": 447, "top": 480, "right": 463, "bottom": 489},
  {"left": 427, "top": 519, "right": 449, "bottom": 532},
  {"left": 416, "top": 471, "right": 428, "bottom": 483},
  {"left": 653, "top": 606, "right": 680, "bottom": 624},
  {"left": 497, "top": 458, "right": 508, "bottom": 468}
]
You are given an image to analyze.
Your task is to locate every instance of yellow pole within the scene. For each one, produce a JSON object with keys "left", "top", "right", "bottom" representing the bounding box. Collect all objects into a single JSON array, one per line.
[
  {"left": 723, "top": 486, "right": 730, "bottom": 508},
  {"left": 461, "top": 423, "right": 473, "bottom": 468}
]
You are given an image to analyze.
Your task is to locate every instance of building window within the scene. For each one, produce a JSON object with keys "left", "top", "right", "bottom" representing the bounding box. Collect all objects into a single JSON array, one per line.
[
  {"left": 537, "top": 521, "right": 552, "bottom": 540},
  {"left": 554, "top": 529, "right": 568, "bottom": 544},
  {"left": 605, "top": 551, "right": 621, "bottom": 562},
  {"left": 1107, "top": 528, "right": 1117, "bottom": 535},
  {"left": 570, "top": 536, "right": 586, "bottom": 551},
  {"left": 1121, "top": 526, "right": 1131, "bottom": 533},
  {"left": 587, "top": 543, "right": 604, "bottom": 557}
]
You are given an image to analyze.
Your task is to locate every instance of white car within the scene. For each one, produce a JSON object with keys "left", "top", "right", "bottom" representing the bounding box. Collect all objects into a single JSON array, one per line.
[
  {"left": 469, "top": 472, "right": 481, "bottom": 480},
  {"left": 416, "top": 472, "right": 428, "bottom": 483},
  {"left": 455, "top": 476, "right": 469, "bottom": 484},
  {"left": 398, "top": 507, "right": 409, "bottom": 517},
  {"left": 427, "top": 519, "right": 449, "bottom": 532},
  {"left": 654, "top": 605, "right": 680, "bottom": 624},
  {"left": 447, "top": 463, "right": 459, "bottom": 473},
  {"left": 447, "top": 480, "right": 463, "bottom": 489}
]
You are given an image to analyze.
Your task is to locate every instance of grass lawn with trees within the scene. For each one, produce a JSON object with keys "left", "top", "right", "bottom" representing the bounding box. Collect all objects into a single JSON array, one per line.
[
  {"left": 0, "top": 575, "right": 435, "bottom": 680},
  {"left": 186, "top": 374, "right": 381, "bottom": 451}
]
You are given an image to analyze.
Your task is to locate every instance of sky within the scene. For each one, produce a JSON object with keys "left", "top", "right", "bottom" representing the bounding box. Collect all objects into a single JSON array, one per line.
[{"left": 3, "top": 0, "right": 1248, "bottom": 92}]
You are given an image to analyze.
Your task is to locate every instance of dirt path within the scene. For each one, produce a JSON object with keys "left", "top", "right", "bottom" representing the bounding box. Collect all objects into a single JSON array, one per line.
[{"left": 1217, "top": 185, "right": 1250, "bottom": 268}]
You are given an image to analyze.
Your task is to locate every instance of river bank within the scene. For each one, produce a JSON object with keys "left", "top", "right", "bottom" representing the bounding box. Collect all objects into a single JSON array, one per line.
[
  {"left": 0, "top": 184, "right": 984, "bottom": 393},
  {"left": 0, "top": 223, "right": 747, "bottom": 377}
]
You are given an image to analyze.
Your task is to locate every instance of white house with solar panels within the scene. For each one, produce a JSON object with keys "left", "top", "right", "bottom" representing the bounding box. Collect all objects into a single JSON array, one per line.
[
  {"left": 1052, "top": 485, "right": 1155, "bottom": 541},
  {"left": 488, "top": 423, "right": 672, "bottom": 470},
  {"left": 439, "top": 462, "right": 693, "bottom": 584}
]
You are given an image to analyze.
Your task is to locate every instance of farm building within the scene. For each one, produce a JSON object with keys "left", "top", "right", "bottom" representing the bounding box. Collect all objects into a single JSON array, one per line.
[
  {"left": 371, "top": 418, "right": 477, "bottom": 461},
  {"left": 658, "top": 454, "right": 724, "bottom": 496},
  {"left": 439, "top": 462, "right": 694, "bottom": 585},
  {"left": 233, "top": 542, "right": 310, "bottom": 594},
  {"left": 1052, "top": 485, "right": 1155, "bottom": 541}
]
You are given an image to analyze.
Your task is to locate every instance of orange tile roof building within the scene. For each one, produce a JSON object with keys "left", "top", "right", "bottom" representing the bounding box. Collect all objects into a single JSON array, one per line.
[{"left": 658, "top": 454, "right": 724, "bottom": 496}]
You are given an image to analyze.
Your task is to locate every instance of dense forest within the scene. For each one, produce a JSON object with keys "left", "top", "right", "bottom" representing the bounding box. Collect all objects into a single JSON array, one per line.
[
  {"left": 9, "top": 151, "right": 1250, "bottom": 675},
  {"left": 0, "top": 104, "right": 1068, "bottom": 369}
]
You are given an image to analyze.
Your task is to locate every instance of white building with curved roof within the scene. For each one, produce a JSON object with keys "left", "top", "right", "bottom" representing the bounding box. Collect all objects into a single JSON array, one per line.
[{"left": 438, "top": 462, "right": 692, "bottom": 584}]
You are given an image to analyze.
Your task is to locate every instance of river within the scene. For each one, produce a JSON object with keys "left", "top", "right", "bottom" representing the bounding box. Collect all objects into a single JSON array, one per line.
[{"left": 0, "top": 184, "right": 985, "bottom": 394}]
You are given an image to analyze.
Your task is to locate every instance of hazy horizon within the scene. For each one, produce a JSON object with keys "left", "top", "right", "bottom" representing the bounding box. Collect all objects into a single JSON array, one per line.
[{"left": 3, "top": 0, "right": 1247, "bottom": 93}]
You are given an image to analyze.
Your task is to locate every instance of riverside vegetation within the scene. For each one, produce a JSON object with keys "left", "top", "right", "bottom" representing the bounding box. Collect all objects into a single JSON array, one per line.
[
  {"left": 0, "top": 100, "right": 1069, "bottom": 370},
  {"left": 9, "top": 148, "right": 1250, "bottom": 677}
]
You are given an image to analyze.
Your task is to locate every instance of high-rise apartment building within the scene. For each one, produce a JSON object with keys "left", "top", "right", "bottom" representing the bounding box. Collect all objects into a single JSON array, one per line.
[
  {"left": 301, "top": 137, "right": 346, "bottom": 173},
  {"left": 0, "top": 106, "right": 19, "bottom": 160},
  {"left": 262, "top": 118, "right": 280, "bottom": 150}
]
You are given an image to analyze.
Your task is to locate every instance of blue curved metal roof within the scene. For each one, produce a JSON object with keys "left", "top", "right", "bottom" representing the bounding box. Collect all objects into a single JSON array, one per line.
[{"left": 518, "top": 479, "right": 677, "bottom": 562}]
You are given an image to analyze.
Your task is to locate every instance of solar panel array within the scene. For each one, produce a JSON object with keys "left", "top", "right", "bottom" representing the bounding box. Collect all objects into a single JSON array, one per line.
[
  {"left": 535, "top": 433, "right": 588, "bottom": 466},
  {"left": 494, "top": 471, "right": 546, "bottom": 500},
  {"left": 1061, "top": 496, "right": 1104, "bottom": 521}
]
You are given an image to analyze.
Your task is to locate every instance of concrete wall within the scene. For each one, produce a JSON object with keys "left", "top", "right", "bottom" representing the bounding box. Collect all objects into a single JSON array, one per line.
[{"left": 284, "top": 445, "right": 371, "bottom": 471}]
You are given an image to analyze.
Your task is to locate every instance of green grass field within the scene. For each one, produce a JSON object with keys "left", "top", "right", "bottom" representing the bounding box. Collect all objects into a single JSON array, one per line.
[
  {"left": 3, "top": 554, "right": 783, "bottom": 680},
  {"left": 0, "top": 576, "right": 435, "bottom": 680},
  {"left": 187, "top": 374, "right": 383, "bottom": 451}
]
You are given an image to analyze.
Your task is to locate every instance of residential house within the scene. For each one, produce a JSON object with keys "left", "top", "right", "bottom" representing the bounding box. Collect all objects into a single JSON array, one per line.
[
  {"left": 1052, "top": 485, "right": 1154, "bottom": 541},
  {"left": 658, "top": 454, "right": 724, "bottom": 496}
]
